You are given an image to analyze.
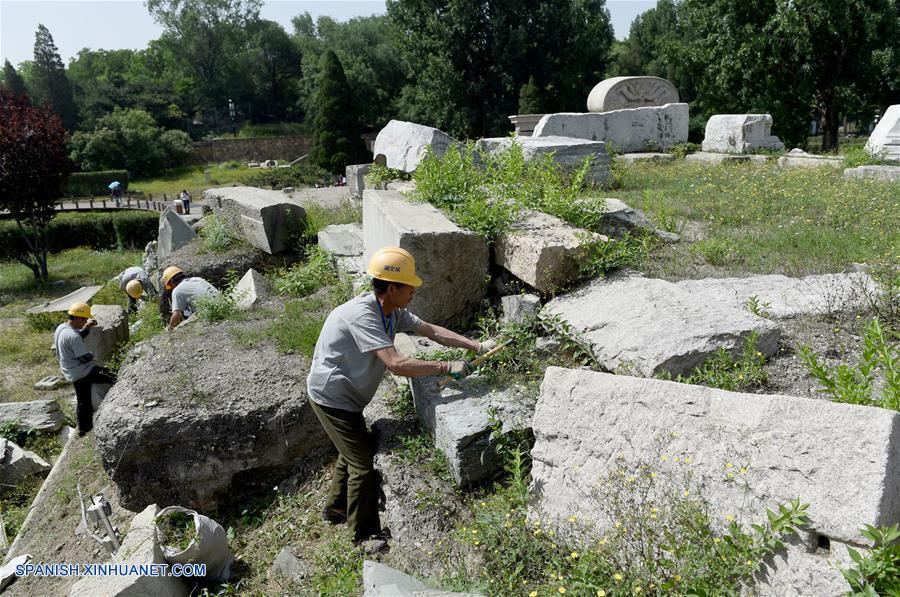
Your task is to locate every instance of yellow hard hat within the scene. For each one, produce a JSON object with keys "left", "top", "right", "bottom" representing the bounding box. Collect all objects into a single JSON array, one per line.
[
  {"left": 67, "top": 302, "right": 92, "bottom": 319},
  {"left": 125, "top": 279, "right": 143, "bottom": 299},
  {"left": 367, "top": 246, "right": 423, "bottom": 288},
  {"left": 161, "top": 266, "right": 184, "bottom": 289}
]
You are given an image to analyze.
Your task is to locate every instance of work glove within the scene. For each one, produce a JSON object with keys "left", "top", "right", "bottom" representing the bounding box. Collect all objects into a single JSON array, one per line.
[
  {"left": 478, "top": 339, "right": 498, "bottom": 354},
  {"left": 448, "top": 360, "right": 472, "bottom": 380}
]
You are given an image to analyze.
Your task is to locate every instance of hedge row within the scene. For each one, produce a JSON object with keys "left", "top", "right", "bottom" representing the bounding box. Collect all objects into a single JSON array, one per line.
[
  {"left": 0, "top": 211, "right": 157, "bottom": 261},
  {"left": 66, "top": 170, "right": 129, "bottom": 198}
]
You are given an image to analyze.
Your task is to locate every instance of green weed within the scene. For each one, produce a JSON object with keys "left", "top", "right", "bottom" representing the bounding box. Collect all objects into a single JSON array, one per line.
[
  {"left": 393, "top": 432, "right": 452, "bottom": 483},
  {"left": 842, "top": 524, "right": 900, "bottom": 595},
  {"left": 157, "top": 511, "right": 197, "bottom": 552},
  {"left": 272, "top": 246, "right": 338, "bottom": 297},
  {"left": 299, "top": 202, "right": 361, "bottom": 246},
  {"left": 800, "top": 317, "right": 898, "bottom": 410},
  {"left": 746, "top": 295, "right": 772, "bottom": 318},
  {"left": 199, "top": 214, "right": 246, "bottom": 253},
  {"left": 843, "top": 146, "right": 891, "bottom": 168},
  {"left": 386, "top": 382, "right": 415, "bottom": 420},
  {"left": 664, "top": 331, "right": 768, "bottom": 392},
  {"left": 364, "top": 163, "right": 408, "bottom": 187}
]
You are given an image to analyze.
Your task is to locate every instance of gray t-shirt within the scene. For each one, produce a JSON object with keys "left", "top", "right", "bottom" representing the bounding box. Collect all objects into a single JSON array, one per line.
[
  {"left": 53, "top": 323, "right": 94, "bottom": 382},
  {"left": 307, "top": 293, "right": 422, "bottom": 412},
  {"left": 171, "top": 277, "right": 219, "bottom": 318},
  {"left": 118, "top": 266, "right": 151, "bottom": 291}
]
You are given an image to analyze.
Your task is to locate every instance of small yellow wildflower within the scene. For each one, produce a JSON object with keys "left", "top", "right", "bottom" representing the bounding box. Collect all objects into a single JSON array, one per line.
[
  {"left": 683, "top": 489, "right": 690, "bottom": 497},
  {"left": 599, "top": 537, "right": 608, "bottom": 545},
  {"left": 660, "top": 455, "right": 669, "bottom": 462},
  {"left": 713, "top": 537, "right": 721, "bottom": 544},
  {"left": 673, "top": 456, "right": 680, "bottom": 463},
  {"left": 683, "top": 456, "right": 692, "bottom": 464},
  {"left": 674, "top": 575, "right": 682, "bottom": 582},
  {"left": 614, "top": 573, "right": 623, "bottom": 581},
  {"left": 727, "top": 472, "right": 735, "bottom": 479},
  {"left": 559, "top": 587, "right": 566, "bottom": 594},
  {"left": 558, "top": 574, "right": 564, "bottom": 581},
  {"left": 570, "top": 551, "right": 579, "bottom": 559},
  {"left": 738, "top": 374, "right": 744, "bottom": 380},
  {"left": 614, "top": 521, "right": 622, "bottom": 528},
  {"left": 725, "top": 514, "right": 736, "bottom": 522},
  {"left": 746, "top": 560, "right": 754, "bottom": 566},
  {"left": 633, "top": 586, "right": 642, "bottom": 594},
  {"left": 725, "top": 462, "right": 734, "bottom": 469},
  {"left": 530, "top": 592, "right": 538, "bottom": 597},
  {"left": 739, "top": 467, "right": 747, "bottom": 475},
  {"left": 626, "top": 475, "right": 637, "bottom": 483},
  {"left": 549, "top": 530, "right": 555, "bottom": 537},
  {"left": 650, "top": 472, "right": 658, "bottom": 478},
  {"left": 474, "top": 541, "right": 480, "bottom": 546},
  {"left": 597, "top": 591, "right": 607, "bottom": 597},
  {"left": 568, "top": 515, "right": 578, "bottom": 523}
]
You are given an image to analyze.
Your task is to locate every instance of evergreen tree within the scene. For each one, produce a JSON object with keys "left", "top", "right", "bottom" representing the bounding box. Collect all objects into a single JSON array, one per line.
[
  {"left": 2, "top": 60, "right": 28, "bottom": 97},
  {"left": 31, "top": 24, "right": 78, "bottom": 130},
  {"left": 309, "top": 50, "right": 367, "bottom": 173},
  {"left": 518, "top": 76, "right": 544, "bottom": 114}
]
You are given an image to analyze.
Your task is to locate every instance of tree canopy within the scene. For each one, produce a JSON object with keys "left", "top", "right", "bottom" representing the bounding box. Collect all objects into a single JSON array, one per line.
[
  {"left": 308, "top": 50, "right": 368, "bottom": 173},
  {"left": 31, "top": 24, "right": 78, "bottom": 130}
]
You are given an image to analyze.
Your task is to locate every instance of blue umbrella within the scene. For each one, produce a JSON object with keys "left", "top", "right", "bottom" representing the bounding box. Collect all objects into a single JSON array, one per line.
[{"left": 108, "top": 181, "right": 121, "bottom": 189}]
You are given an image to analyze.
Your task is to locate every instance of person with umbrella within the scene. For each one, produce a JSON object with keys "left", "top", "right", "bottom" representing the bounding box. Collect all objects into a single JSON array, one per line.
[{"left": 109, "top": 181, "right": 122, "bottom": 207}]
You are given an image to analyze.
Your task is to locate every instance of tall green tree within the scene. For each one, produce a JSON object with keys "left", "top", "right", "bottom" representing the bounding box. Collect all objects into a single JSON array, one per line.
[
  {"left": 30, "top": 24, "right": 78, "bottom": 130},
  {"left": 387, "top": 0, "right": 613, "bottom": 138},
  {"left": 0, "top": 90, "right": 72, "bottom": 280},
  {"left": 2, "top": 60, "right": 28, "bottom": 97},
  {"left": 245, "top": 20, "right": 300, "bottom": 121},
  {"left": 309, "top": 50, "right": 367, "bottom": 173}
]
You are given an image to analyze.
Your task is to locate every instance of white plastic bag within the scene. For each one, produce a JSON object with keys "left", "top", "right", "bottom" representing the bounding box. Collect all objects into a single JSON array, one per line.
[{"left": 155, "top": 505, "right": 232, "bottom": 581}]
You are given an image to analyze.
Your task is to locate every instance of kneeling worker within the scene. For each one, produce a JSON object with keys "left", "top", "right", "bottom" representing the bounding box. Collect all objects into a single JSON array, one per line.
[
  {"left": 53, "top": 303, "right": 117, "bottom": 436},
  {"left": 118, "top": 266, "right": 156, "bottom": 312},
  {"left": 307, "top": 247, "right": 496, "bottom": 549},
  {"left": 161, "top": 266, "right": 220, "bottom": 331}
]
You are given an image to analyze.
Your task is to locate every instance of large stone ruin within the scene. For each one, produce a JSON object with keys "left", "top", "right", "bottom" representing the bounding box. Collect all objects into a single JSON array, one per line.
[
  {"left": 82, "top": 305, "right": 129, "bottom": 365},
  {"left": 205, "top": 186, "right": 306, "bottom": 254},
  {"left": 586, "top": 76, "right": 680, "bottom": 112},
  {"left": 373, "top": 120, "right": 461, "bottom": 173},
  {"left": 475, "top": 135, "right": 612, "bottom": 186},
  {"left": 93, "top": 320, "right": 332, "bottom": 511},
  {"left": 157, "top": 207, "right": 197, "bottom": 260},
  {"left": 363, "top": 189, "right": 488, "bottom": 325},
  {"left": 530, "top": 367, "right": 900, "bottom": 595},
  {"left": 866, "top": 104, "right": 900, "bottom": 161},
  {"left": 701, "top": 114, "right": 785, "bottom": 154}
]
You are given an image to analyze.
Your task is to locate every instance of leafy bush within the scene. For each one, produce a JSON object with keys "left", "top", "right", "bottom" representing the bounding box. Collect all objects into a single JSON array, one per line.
[
  {"left": 0, "top": 211, "right": 157, "bottom": 260},
  {"left": 800, "top": 317, "right": 898, "bottom": 410},
  {"left": 199, "top": 215, "right": 245, "bottom": 253},
  {"left": 842, "top": 524, "right": 900, "bottom": 595},
  {"left": 668, "top": 142, "right": 701, "bottom": 159},
  {"left": 240, "top": 161, "right": 331, "bottom": 189},
  {"left": 236, "top": 122, "right": 309, "bottom": 138},
  {"left": 843, "top": 146, "right": 891, "bottom": 168},
  {"left": 272, "top": 246, "right": 337, "bottom": 297},
  {"left": 66, "top": 170, "right": 129, "bottom": 197},
  {"left": 663, "top": 331, "right": 768, "bottom": 392},
  {"left": 69, "top": 108, "right": 192, "bottom": 176},
  {"left": 364, "top": 163, "right": 407, "bottom": 188}
]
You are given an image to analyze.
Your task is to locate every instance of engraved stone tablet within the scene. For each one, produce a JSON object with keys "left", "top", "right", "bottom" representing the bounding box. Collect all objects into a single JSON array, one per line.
[{"left": 587, "top": 76, "right": 679, "bottom": 113}]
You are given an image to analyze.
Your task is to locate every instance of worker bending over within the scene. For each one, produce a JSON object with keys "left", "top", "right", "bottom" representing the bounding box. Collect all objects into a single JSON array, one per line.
[
  {"left": 307, "top": 247, "right": 495, "bottom": 551},
  {"left": 160, "top": 266, "right": 220, "bottom": 331},
  {"left": 53, "top": 303, "right": 117, "bottom": 436},
  {"left": 118, "top": 266, "right": 156, "bottom": 313}
]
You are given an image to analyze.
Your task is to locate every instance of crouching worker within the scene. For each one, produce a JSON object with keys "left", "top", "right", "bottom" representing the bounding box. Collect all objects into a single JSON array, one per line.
[
  {"left": 53, "top": 303, "right": 117, "bottom": 436},
  {"left": 161, "top": 266, "right": 220, "bottom": 331},
  {"left": 118, "top": 266, "right": 156, "bottom": 313},
  {"left": 307, "top": 247, "right": 496, "bottom": 552}
]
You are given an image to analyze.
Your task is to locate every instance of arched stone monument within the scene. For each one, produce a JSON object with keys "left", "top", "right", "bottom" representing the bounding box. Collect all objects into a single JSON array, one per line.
[{"left": 587, "top": 76, "right": 679, "bottom": 113}]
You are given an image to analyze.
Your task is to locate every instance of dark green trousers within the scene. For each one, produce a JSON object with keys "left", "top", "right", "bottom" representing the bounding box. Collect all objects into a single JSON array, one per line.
[{"left": 308, "top": 397, "right": 381, "bottom": 541}]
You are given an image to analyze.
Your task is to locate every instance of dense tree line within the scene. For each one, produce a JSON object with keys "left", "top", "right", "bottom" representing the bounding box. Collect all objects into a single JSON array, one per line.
[{"left": 1, "top": 0, "right": 897, "bottom": 172}]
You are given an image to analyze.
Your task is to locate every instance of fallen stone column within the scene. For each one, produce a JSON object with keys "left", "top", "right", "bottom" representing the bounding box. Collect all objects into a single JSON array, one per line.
[
  {"left": 701, "top": 114, "right": 784, "bottom": 154},
  {"left": 542, "top": 272, "right": 780, "bottom": 377},
  {"left": 475, "top": 135, "right": 612, "bottom": 186},
  {"left": 0, "top": 400, "right": 65, "bottom": 432},
  {"left": 372, "top": 120, "right": 460, "bottom": 173},
  {"left": 158, "top": 208, "right": 197, "bottom": 260},
  {"left": 843, "top": 165, "right": 900, "bottom": 182},
  {"left": 777, "top": 149, "right": 843, "bottom": 169},
  {"left": 83, "top": 305, "right": 129, "bottom": 365},
  {"left": 530, "top": 367, "right": 900, "bottom": 595},
  {"left": 363, "top": 190, "right": 488, "bottom": 325},
  {"left": 205, "top": 186, "right": 306, "bottom": 254}
]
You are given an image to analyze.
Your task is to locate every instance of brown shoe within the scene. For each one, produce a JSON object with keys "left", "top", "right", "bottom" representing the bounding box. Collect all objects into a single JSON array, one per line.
[{"left": 321, "top": 506, "right": 347, "bottom": 525}]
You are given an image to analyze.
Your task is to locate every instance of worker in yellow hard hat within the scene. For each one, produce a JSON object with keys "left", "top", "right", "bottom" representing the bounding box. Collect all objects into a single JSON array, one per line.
[
  {"left": 53, "top": 303, "right": 117, "bottom": 436},
  {"left": 160, "top": 265, "right": 220, "bottom": 331},
  {"left": 117, "top": 265, "right": 156, "bottom": 313},
  {"left": 306, "top": 246, "right": 495, "bottom": 552}
]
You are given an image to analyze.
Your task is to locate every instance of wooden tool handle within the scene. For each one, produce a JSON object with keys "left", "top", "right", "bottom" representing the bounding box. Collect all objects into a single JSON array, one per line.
[{"left": 436, "top": 339, "right": 513, "bottom": 389}]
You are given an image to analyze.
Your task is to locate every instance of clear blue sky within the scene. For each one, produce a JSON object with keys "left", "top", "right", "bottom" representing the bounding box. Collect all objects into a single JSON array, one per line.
[{"left": 0, "top": 0, "right": 655, "bottom": 68}]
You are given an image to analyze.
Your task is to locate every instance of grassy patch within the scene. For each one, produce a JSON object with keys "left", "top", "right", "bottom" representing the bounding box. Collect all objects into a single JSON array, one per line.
[
  {"left": 299, "top": 202, "right": 362, "bottom": 246},
  {"left": 199, "top": 214, "right": 248, "bottom": 253},
  {"left": 129, "top": 163, "right": 255, "bottom": 197},
  {"left": 604, "top": 160, "right": 898, "bottom": 278},
  {"left": 272, "top": 246, "right": 338, "bottom": 298},
  {"left": 662, "top": 331, "right": 769, "bottom": 392},
  {"left": 157, "top": 510, "right": 197, "bottom": 552}
]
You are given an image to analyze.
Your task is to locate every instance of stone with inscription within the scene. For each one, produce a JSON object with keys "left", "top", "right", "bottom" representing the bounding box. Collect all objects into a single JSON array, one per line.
[{"left": 587, "top": 76, "right": 679, "bottom": 113}]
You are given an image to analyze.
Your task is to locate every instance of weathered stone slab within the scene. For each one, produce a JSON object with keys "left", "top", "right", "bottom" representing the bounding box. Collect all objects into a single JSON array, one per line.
[
  {"left": 83, "top": 305, "right": 129, "bottom": 365},
  {"left": 284, "top": 186, "right": 352, "bottom": 211},
  {"left": 777, "top": 148, "right": 843, "bottom": 169},
  {"left": 0, "top": 438, "right": 51, "bottom": 484},
  {"left": 616, "top": 152, "right": 676, "bottom": 163},
  {"left": 865, "top": 104, "right": 900, "bottom": 161},
  {"left": 685, "top": 151, "right": 756, "bottom": 165},
  {"left": 26, "top": 285, "right": 102, "bottom": 315},
  {"left": 587, "top": 197, "right": 679, "bottom": 242},
  {"left": 231, "top": 268, "right": 269, "bottom": 310},
  {"left": 530, "top": 368, "right": 900, "bottom": 594},
  {"left": 843, "top": 164, "right": 900, "bottom": 182},
  {"left": 508, "top": 113, "right": 546, "bottom": 135},
  {"left": 69, "top": 504, "right": 189, "bottom": 597},
  {"left": 587, "top": 76, "right": 679, "bottom": 113},
  {"left": 363, "top": 190, "right": 488, "bottom": 325},
  {"left": 542, "top": 272, "right": 780, "bottom": 376},
  {"left": 0, "top": 399, "right": 64, "bottom": 432},
  {"left": 346, "top": 163, "right": 371, "bottom": 199},
  {"left": 205, "top": 186, "right": 306, "bottom": 254},
  {"left": 410, "top": 376, "right": 532, "bottom": 487},
  {"left": 675, "top": 272, "right": 879, "bottom": 318},
  {"left": 372, "top": 120, "right": 460, "bottom": 173},
  {"left": 363, "top": 560, "right": 483, "bottom": 597},
  {"left": 157, "top": 208, "right": 197, "bottom": 260},
  {"left": 476, "top": 135, "right": 612, "bottom": 186},
  {"left": 501, "top": 294, "right": 541, "bottom": 324},
  {"left": 34, "top": 375, "right": 66, "bottom": 390},
  {"left": 533, "top": 103, "right": 689, "bottom": 152},
  {"left": 94, "top": 320, "right": 332, "bottom": 511},
  {"left": 318, "top": 223, "right": 363, "bottom": 256},
  {"left": 270, "top": 546, "right": 313, "bottom": 582},
  {"left": 385, "top": 180, "right": 417, "bottom": 193},
  {"left": 701, "top": 114, "right": 785, "bottom": 154},
  {"left": 495, "top": 210, "right": 605, "bottom": 293}
]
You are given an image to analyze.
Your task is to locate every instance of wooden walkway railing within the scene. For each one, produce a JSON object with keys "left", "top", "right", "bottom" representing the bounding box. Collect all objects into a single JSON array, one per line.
[{"left": 55, "top": 195, "right": 168, "bottom": 213}]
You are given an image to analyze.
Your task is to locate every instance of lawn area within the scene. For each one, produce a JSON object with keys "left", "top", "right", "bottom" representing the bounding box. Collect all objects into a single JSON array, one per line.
[
  {"left": 128, "top": 161, "right": 256, "bottom": 198},
  {"left": 602, "top": 160, "right": 899, "bottom": 280}
]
